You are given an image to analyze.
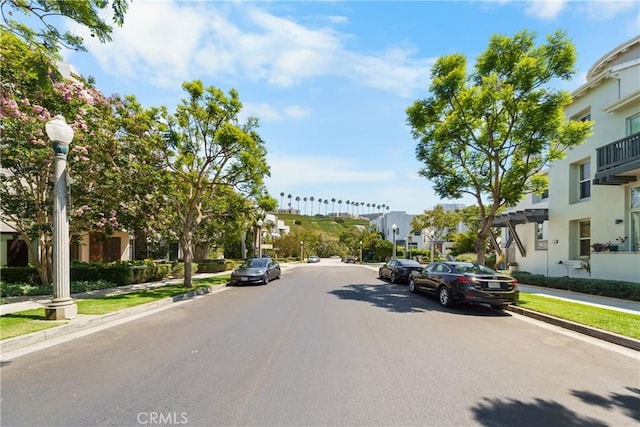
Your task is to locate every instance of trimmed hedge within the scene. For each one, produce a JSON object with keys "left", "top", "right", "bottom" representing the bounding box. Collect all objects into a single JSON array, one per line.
[
  {"left": 512, "top": 271, "right": 640, "bottom": 302},
  {"left": 196, "top": 259, "right": 232, "bottom": 273},
  {"left": 0, "top": 266, "right": 40, "bottom": 284}
]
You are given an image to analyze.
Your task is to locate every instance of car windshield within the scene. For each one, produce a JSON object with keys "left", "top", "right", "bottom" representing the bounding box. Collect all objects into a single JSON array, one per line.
[
  {"left": 243, "top": 258, "right": 267, "bottom": 268},
  {"left": 453, "top": 262, "right": 497, "bottom": 275}
]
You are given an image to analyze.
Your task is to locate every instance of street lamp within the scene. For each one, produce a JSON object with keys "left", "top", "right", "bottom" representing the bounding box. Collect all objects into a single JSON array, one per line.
[
  {"left": 359, "top": 240, "right": 363, "bottom": 263},
  {"left": 300, "top": 241, "right": 304, "bottom": 261},
  {"left": 45, "top": 115, "right": 77, "bottom": 320},
  {"left": 256, "top": 219, "right": 263, "bottom": 257},
  {"left": 391, "top": 224, "right": 397, "bottom": 259}
]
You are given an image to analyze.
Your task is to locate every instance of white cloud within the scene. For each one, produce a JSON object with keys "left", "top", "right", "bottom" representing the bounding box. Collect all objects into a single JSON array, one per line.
[
  {"left": 265, "top": 153, "right": 398, "bottom": 189},
  {"left": 241, "top": 103, "right": 310, "bottom": 122},
  {"left": 524, "top": 0, "right": 567, "bottom": 20},
  {"left": 68, "top": 1, "right": 434, "bottom": 97}
]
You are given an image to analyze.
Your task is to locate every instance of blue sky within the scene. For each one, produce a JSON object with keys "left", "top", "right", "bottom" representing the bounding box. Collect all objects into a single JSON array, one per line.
[{"left": 63, "top": 0, "right": 640, "bottom": 215}]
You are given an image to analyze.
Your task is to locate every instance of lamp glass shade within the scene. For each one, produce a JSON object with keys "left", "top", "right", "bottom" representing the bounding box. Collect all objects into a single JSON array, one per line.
[
  {"left": 392, "top": 224, "right": 397, "bottom": 230},
  {"left": 257, "top": 219, "right": 263, "bottom": 227},
  {"left": 45, "top": 115, "right": 74, "bottom": 144}
]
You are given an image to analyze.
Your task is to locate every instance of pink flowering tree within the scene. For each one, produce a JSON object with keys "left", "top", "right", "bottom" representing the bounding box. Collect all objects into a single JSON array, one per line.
[{"left": 1, "top": 33, "right": 167, "bottom": 285}]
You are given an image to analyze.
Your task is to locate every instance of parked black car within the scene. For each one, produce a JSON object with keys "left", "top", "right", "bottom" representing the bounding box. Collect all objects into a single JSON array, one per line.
[
  {"left": 378, "top": 259, "right": 423, "bottom": 283},
  {"left": 342, "top": 256, "right": 357, "bottom": 263},
  {"left": 408, "top": 261, "right": 519, "bottom": 309},
  {"left": 230, "top": 257, "right": 281, "bottom": 285}
]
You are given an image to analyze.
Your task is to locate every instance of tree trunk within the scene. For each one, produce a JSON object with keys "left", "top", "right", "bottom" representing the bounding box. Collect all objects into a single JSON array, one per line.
[{"left": 180, "top": 231, "right": 194, "bottom": 288}]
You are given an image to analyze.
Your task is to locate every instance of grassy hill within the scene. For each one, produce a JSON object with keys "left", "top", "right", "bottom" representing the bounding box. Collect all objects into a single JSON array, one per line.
[{"left": 275, "top": 213, "right": 370, "bottom": 237}]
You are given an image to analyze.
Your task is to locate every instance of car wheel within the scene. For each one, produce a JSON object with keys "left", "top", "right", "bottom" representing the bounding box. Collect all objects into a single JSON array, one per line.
[
  {"left": 378, "top": 270, "right": 384, "bottom": 279},
  {"left": 438, "top": 286, "right": 452, "bottom": 307},
  {"left": 408, "top": 278, "right": 416, "bottom": 293},
  {"left": 276, "top": 269, "right": 281, "bottom": 280},
  {"left": 263, "top": 273, "right": 269, "bottom": 285},
  {"left": 390, "top": 272, "right": 397, "bottom": 284}
]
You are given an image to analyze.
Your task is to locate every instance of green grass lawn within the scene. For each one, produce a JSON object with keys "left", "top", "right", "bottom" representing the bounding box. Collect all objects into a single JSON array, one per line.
[
  {"left": 0, "top": 275, "right": 230, "bottom": 341},
  {"left": 518, "top": 293, "right": 640, "bottom": 339}
]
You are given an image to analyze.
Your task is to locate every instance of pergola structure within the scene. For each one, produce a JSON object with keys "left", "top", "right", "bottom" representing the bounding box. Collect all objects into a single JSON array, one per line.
[{"left": 491, "top": 209, "right": 549, "bottom": 257}]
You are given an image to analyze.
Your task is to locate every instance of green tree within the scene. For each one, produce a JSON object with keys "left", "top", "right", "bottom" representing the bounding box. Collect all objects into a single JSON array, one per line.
[
  {"left": 160, "top": 80, "right": 270, "bottom": 287},
  {"left": 1, "top": 0, "right": 130, "bottom": 55},
  {"left": 411, "top": 206, "right": 460, "bottom": 263},
  {"left": 407, "top": 30, "right": 592, "bottom": 264}
]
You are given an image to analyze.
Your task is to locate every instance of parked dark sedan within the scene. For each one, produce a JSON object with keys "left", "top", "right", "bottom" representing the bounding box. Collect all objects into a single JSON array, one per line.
[
  {"left": 408, "top": 261, "right": 519, "bottom": 309},
  {"left": 378, "top": 259, "right": 423, "bottom": 283},
  {"left": 230, "top": 257, "right": 281, "bottom": 285}
]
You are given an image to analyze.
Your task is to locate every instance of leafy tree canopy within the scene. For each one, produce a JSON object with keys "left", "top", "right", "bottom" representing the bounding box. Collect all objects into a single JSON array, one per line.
[
  {"left": 1, "top": 0, "right": 129, "bottom": 55},
  {"left": 406, "top": 30, "right": 592, "bottom": 263}
]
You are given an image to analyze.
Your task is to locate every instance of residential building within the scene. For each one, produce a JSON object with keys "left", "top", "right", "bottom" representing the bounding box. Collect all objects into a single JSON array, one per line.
[{"left": 495, "top": 36, "right": 640, "bottom": 282}]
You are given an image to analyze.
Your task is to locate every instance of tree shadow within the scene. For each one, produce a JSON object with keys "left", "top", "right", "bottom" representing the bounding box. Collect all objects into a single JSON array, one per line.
[
  {"left": 571, "top": 387, "right": 640, "bottom": 422},
  {"left": 471, "top": 396, "right": 608, "bottom": 426},
  {"left": 329, "top": 282, "right": 511, "bottom": 317}
]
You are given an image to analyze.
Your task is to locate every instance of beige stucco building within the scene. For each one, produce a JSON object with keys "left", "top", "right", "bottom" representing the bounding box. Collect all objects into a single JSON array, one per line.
[{"left": 496, "top": 36, "right": 640, "bottom": 283}]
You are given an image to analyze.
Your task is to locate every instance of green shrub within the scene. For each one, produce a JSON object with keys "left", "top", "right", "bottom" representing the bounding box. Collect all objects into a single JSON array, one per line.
[
  {"left": 0, "top": 266, "right": 40, "bottom": 284},
  {"left": 511, "top": 271, "right": 640, "bottom": 301},
  {"left": 71, "top": 263, "right": 133, "bottom": 285},
  {"left": 0, "top": 281, "right": 50, "bottom": 297},
  {"left": 197, "top": 259, "right": 231, "bottom": 273}
]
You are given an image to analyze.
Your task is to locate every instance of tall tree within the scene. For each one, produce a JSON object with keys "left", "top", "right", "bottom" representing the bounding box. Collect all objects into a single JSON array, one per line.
[
  {"left": 1, "top": 0, "right": 130, "bottom": 55},
  {"left": 303, "top": 197, "right": 308, "bottom": 215},
  {"left": 407, "top": 30, "right": 592, "bottom": 263},
  {"left": 309, "top": 196, "right": 315, "bottom": 215},
  {"left": 279, "top": 192, "right": 284, "bottom": 209},
  {"left": 331, "top": 198, "right": 336, "bottom": 216},
  {"left": 0, "top": 32, "right": 166, "bottom": 284},
  {"left": 295, "top": 196, "right": 300, "bottom": 211},
  {"left": 338, "top": 200, "right": 342, "bottom": 216},
  {"left": 161, "top": 80, "right": 270, "bottom": 287}
]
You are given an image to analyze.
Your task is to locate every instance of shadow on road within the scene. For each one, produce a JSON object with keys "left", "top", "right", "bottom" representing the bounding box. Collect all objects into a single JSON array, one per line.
[
  {"left": 329, "top": 282, "right": 511, "bottom": 317},
  {"left": 471, "top": 396, "right": 608, "bottom": 426},
  {"left": 471, "top": 386, "right": 640, "bottom": 426}
]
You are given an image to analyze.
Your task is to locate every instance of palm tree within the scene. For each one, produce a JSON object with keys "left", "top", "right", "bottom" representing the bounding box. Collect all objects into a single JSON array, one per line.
[
  {"left": 366, "top": 203, "right": 371, "bottom": 214},
  {"left": 287, "top": 194, "right": 292, "bottom": 209},
  {"left": 360, "top": 202, "right": 365, "bottom": 215},
  {"left": 331, "top": 198, "right": 336, "bottom": 216},
  {"left": 338, "top": 200, "right": 342, "bottom": 217},
  {"left": 324, "top": 199, "right": 329, "bottom": 215},
  {"left": 280, "top": 192, "right": 284, "bottom": 209},
  {"left": 345, "top": 200, "right": 350, "bottom": 216},
  {"left": 295, "top": 196, "right": 300, "bottom": 212},
  {"left": 310, "top": 197, "right": 315, "bottom": 215},
  {"left": 303, "top": 197, "right": 308, "bottom": 215},
  {"left": 351, "top": 201, "right": 355, "bottom": 216}
]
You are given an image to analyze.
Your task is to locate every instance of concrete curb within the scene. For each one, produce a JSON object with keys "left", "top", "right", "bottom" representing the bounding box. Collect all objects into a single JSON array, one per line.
[
  {"left": 1, "top": 286, "right": 216, "bottom": 354},
  {"left": 505, "top": 305, "right": 640, "bottom": 351}
]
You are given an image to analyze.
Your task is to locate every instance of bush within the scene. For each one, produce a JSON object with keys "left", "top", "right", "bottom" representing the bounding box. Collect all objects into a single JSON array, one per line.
[
  {"left": 512, "top": 271, "right": 640, "bottom": 301},
  {"left": 0, "top": 266, "right": 40, "bottom": 284},
  {"left": 71, "top": 263, "right": 134, "bottom": 285},
  {"left": 197, "top": 259, "right": 232, "bottom": 273}
]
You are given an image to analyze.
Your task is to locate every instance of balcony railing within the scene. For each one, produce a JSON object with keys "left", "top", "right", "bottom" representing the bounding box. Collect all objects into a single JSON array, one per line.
[
  {"left": 597, "top": 132, "right": 640, "bottom": 172},
  {"left": 594, "top": 132, "right": 640, "bottom": 185}
]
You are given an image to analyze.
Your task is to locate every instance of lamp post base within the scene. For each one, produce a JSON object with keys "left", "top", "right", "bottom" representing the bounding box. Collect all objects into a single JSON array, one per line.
[{"left": 45, "top": 302, "right": 77, "bottom": 320}]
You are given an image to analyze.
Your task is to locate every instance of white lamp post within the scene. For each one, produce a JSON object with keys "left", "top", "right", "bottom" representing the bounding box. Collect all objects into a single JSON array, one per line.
[
  {"left": 300, "top": 241, "right": 304, "bottom": 262},
  {"left": 391, "top": 224, "right": 397, "bottom": 259},
  {"left": 359, "top": 240, "right": 363, "bottom": 263},
  {"left": 45, "top": 115, "right": 77, "bottom": 320},
  {"left": 256, "top": 219, "right": 263, "bottom": 257}
]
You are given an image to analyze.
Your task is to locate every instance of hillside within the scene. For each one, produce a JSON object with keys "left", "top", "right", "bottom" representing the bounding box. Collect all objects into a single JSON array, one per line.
[{"left": 276, "top": 213, "right": 371, "bottom": 238}]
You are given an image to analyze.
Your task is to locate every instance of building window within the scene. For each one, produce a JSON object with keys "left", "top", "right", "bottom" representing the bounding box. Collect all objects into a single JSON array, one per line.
[
  {"left": 579, "top": 221, "right": 591, "bottom": 257},
  {"left": 628, "top": 114, "right": 640, "bottom": 135},
  {"left": 579, "top": 161, "right": 591, "bottom": 200},
  {"left": 535, "top": 222, "right": 548, "bottom": 250}
]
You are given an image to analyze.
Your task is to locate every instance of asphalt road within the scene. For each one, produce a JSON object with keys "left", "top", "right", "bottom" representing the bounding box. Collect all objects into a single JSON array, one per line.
[{"left": 1, "top": 262, "right": 638, "bottom": 426}]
